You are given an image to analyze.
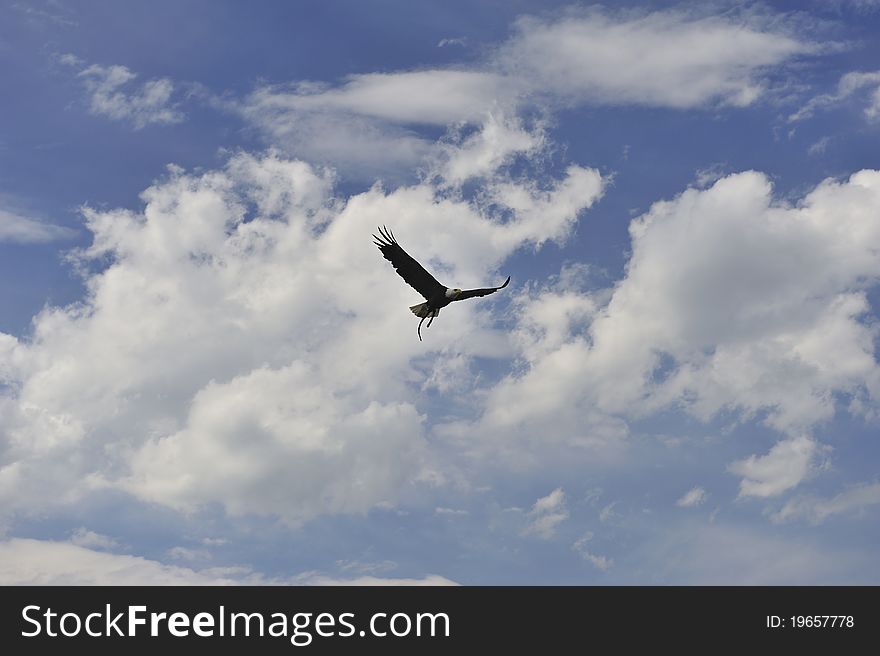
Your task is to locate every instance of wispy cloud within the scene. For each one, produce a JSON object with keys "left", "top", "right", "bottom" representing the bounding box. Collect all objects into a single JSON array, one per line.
[
  {"left": 61, "top": 54, "right": 184, "bottom": 129},
  {"left": 790, "top": 70, "right": 880, "bottom": 122},
  {"left": 676, "top": 487, "right": 708, "bottom": 508},
  {"left": 0, "top": 207, "right": 75, "bottom": 243},
  {"left": 730, "top": 437, "right": 822, "bottom": 498},
  {"left": 808, "top": 136, "right": 831, "bottom": 156},
  {"left": 522, "top": 488, "right": 569, "bottom": 539},
  {"left": 437, "top": 37, "right": 467, "bottom": 48},
  {"left": 495, "top": 8, "right": 815, "bottom": 109},
  {"left": 294, "top": 573, "right": 458, "bottom": 586},
  {"left": 69, "top": 528, "right": 119, "bottom": 550},
  {"left": 770, "top": 482, "right": 880, "bottom": 524},
  {"left": 572, "top": 533, "right": 613, "bottom": 571},
  {"left": 241, "top": 7, "right": 817, "bottom": 174},
  {"left": 0, "top": 146, "right": 601, "bottom": 524},
  {"left": 12, "top": 2, "right": 78, "bottom": 27}
]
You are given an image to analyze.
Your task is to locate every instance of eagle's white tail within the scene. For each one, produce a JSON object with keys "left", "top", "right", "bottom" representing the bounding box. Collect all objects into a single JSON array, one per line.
[{"left": 409, "top": 302, "right": 437, "bottom": 318}]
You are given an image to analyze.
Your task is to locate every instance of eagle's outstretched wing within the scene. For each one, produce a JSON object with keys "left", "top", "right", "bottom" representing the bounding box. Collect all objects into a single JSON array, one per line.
[
  {"left": 454, "top": 276, "right": 511, "bottom": 301},
  {"left": 373, "top": 226, "right": 446, "bottom": 301}
]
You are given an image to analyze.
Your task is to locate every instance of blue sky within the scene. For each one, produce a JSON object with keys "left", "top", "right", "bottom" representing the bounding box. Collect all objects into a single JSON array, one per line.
[{"left": 1, "top": 0, "right": 879, "bottom": 584}]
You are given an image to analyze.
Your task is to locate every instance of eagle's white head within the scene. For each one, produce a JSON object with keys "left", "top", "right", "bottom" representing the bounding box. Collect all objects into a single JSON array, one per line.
[{"left": 445, "top": 288, "right": 462, "bottom": 299}]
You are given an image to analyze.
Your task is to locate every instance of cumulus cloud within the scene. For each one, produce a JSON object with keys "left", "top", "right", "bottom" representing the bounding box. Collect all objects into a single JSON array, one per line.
[
  {"left": 5, "top": 7, "right": 874, "bottom": 580},
  {"left": 729, "top": 436, "right": 822, "bottom": 498},
  {"left": 123, "top": 363, "right": 426, "bottom": 523},
  {"left": 522, "top": 488, "right": 569, "bottom": 539},
  {"left": 770, "top": 481, "right": 880, "bottom": 524},
  {"left": 0, "top": 207, "right": 76, "bottom": 243},
  {"left": 676, "top": 487, "right": 707, "bottom": 507},
  {"left": 61, "top": 55, "right": 183, "bottom": 129},
  {"left": 435, "top": 113, "right": 545, "bottom": 186},
  {"left": 0, "top": 142, "right": 602, "bottom": 524},
  {"left": 468, "top": 169, "right": 880, "bottom": 460}
]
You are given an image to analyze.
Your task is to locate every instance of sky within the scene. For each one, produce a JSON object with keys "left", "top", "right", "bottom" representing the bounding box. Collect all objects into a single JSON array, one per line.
[{"left": 1, "top": 0, "right": 879, "bottom": 585}]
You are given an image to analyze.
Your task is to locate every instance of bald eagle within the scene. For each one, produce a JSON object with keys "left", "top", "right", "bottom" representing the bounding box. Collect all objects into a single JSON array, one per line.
[{"left": 373, "top": 226, "right": 511, "bottom": 341}]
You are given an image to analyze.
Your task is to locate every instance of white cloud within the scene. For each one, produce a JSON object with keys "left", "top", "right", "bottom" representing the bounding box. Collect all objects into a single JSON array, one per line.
[
  {"left": 846, "top": 0, "right": 880, "bottom": 11},
  {"left": 592, "top": 170, "right": 880, "bottom": 430},
  {"left": 295, "top": 573, "right": 458, "bottom": 586},
  {"left": 826, "top": 0, "right": 880, "bottom": 12},
  {"left": 69, "top": 527, "right": 119, "bottom": 550},
  {"left": 435, "top": 113, "right": 545, "bottom": 186},
  {"left": 694, "top": 163, "right": 728, "bottom": 189},
  {"left": 808, "top": 136, "right": 830, "bottom": 156},
  {"left": 166, "top": 546, "right": 211, "bottom": 562},
  {"left": 335, "top": 559, "right": 396, "bottom": 575},
  {"left": 496, "top": 8, "right": 814, "bottom": 109},
  {"left": 258, "top": 71, "right": 510, "bottom": 126},
  {"left": 599, "top": 502, "right": 618, "bottom": 523},
  {"left": 0, "top": 538, "right": 456, "bottom": 585},
  {"left": 470, "top": 169, "right": 880, "bottom": 458},
  {"left": 790, "top": 70, "right": 880, "bottom": 122},
  {"left": 0, "top": 143, "right": 602, "bottom": 524},
  {"left": 246, "top": 108, "right": 433, "bottom": 178},
  {"left": 676, "top": 486, "right": 707, "bottom": 507},
  {"left": 572, "top": 532, "right": 612, "bottom": 571},
  {"left": 13, "top": 3, "right": 78, "bottom": 28},
  {"left": 437, "top": 37, "right": 466, "bottom": 48},
  {"left": 62, "top": 55, "right": 183, "bottom": 129},
  {"left": 580, "top": 551, "right": 612, "bottom": 571},
  {"left": 522, "top": 487, "right": 569, "bottom": 539},
  {"left": 241, "top": 72, "right": 510, "bottom": 175},
  {"left": 0, "top": 539, "right": 253, "bottom": 585},
  {"left": 123, "top": 363, "right": 427, "bottom": 524},
  {"left": 770, "top": 482, "right": 880, "bottom": 524},
  {"left": 729, "top": 436, "right": 821, "bottom": 498},
  {"left": 0, "top": 208, "right": 76, "bottom": 243},
  {"left": 240, "top": 8, "right": 815, "bottom": 173}
]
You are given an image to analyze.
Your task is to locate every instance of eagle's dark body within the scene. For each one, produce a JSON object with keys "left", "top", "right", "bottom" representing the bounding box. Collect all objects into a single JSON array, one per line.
[{"left": 373, "top": 226, "right": 510, "bottom": 340}]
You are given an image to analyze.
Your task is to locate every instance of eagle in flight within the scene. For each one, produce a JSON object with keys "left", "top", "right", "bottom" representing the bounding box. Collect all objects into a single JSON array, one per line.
[{"left": 373, "top": 226, "right": 511, "bottom": 341}]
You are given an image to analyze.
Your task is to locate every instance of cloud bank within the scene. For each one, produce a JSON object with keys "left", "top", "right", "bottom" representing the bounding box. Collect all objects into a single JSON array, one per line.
[{"left": 0, "top": 131, "right": 603, "bottom": 525}]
